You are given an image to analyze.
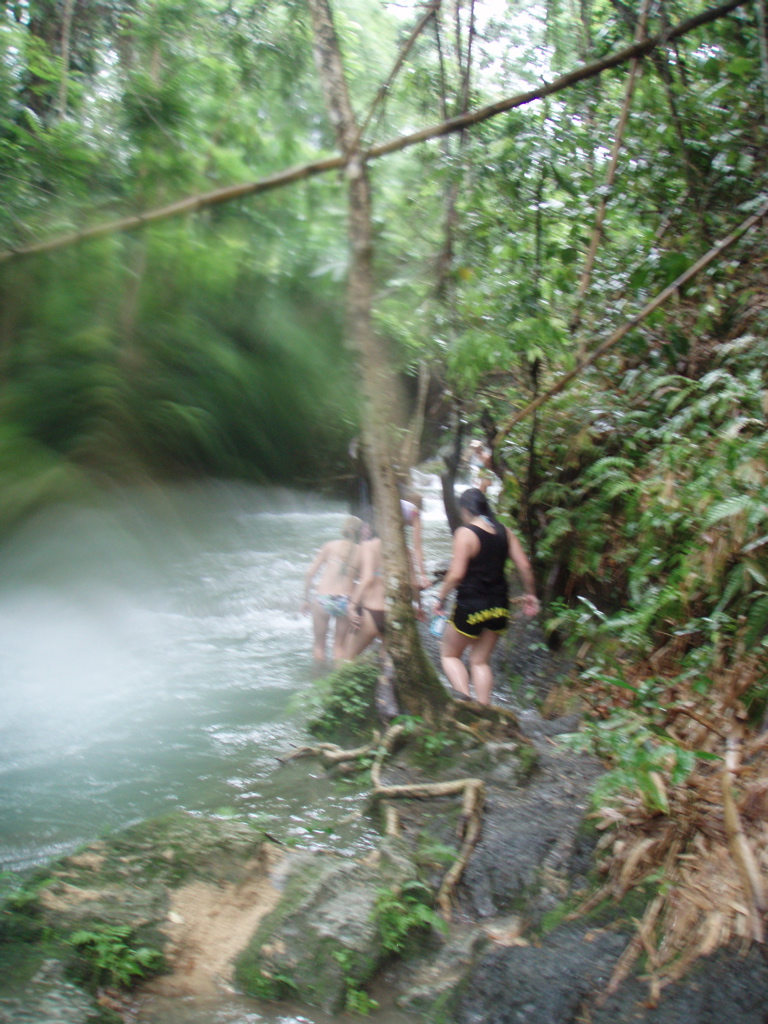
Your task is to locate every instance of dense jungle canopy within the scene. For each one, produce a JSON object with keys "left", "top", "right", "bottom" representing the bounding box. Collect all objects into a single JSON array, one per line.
[{"left": 2, "top": 0, "right": 768, "bottom": 989}]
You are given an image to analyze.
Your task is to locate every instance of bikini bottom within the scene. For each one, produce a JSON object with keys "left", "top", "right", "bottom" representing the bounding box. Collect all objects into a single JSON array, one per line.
[
  {"left": 316, "top": 594, "right": 350, "bottom": 618},
  {"left": 362, "top": 607, "right": 386, "bottom": 635}
]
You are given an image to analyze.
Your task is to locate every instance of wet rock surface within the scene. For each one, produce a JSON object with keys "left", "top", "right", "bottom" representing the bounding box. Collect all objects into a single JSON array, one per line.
[
  {"left": 591, "top": 943, "right": 768, "bottom": 1024},
  {"left": 451, "top": 923, "right": 768, "bottom": 1024},
  {"left": 0, "top": 960, "right": 97, "bottom": 1024},
  {"left": 235, "top": 837, "right": 418, "bottom": 1013},
  {"left": 3, "top": 612, "right": 768, "bottom": 1024},
  {"left": 452, "top": 921, "right": 628, "bottom": 1024}
]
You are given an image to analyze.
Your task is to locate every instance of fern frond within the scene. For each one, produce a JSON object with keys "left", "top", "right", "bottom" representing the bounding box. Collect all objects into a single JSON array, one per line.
[
  {"left": 704, "top": 495, "right": 751, "bottom": 526},
  {"left": 745, "top": 594, "right": 768, "bottom": 649}
]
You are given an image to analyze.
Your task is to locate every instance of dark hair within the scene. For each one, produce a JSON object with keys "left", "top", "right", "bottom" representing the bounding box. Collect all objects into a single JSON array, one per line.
[{"left": 459, "top": 488, "right": 504, "bottom": 537}]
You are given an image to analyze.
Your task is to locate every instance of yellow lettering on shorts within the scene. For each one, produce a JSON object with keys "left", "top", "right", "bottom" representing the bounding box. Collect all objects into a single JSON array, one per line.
[{"left": 466, "top": 606, "right": 509, "bottom": 626}]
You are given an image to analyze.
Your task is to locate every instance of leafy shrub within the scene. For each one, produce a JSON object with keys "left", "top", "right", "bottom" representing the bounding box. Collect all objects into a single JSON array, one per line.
[{"left": 332, "top": 950, "right": 379, "bottom": 1015}]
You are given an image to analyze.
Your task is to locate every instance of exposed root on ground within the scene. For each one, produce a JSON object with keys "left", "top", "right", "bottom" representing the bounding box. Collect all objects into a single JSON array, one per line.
[
  {"left": 279, "top": 735, "right": 380, "bottom": 768},
  {"left": 281, "top": 713, "right": 490, "bottom": 919}
]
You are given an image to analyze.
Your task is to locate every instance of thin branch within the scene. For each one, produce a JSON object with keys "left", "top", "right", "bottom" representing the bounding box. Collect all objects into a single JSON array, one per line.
[
  {"left": 493, "top": 197, "right": 768, "bottom": 447},
  {"left": 571, "top": 0, "right": 653, "bottom": 328},
  {"left": 355, "top": 0, "right": 440, "bottom": 146},
  {"left": 0, "top": 0, "right": 750, "bottom": 265}
]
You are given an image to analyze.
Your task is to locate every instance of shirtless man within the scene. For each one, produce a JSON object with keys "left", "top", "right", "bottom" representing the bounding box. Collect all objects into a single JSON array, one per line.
[
  {"left": 345, "top": 526, "right": 385, "bottom": 659},
  {"left": 302, "top": 516, "right": 362, "bottom": 664}
]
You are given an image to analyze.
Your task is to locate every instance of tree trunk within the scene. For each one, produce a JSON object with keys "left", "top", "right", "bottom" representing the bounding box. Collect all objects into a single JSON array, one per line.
[
  {"left": 306, "top": 0, "right": 447, "bottom": 721},
  {"left": 57, "top": 0, "right": 75, "bottom": 118}
]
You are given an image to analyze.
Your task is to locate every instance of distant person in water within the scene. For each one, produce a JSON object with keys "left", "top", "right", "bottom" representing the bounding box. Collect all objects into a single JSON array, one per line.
[
  {"left": 400, "top": 489, "right": 429, "bottom": 592},
  {"left": 302, "top": 516, "right": 362, "bottom": 664},
  {"left": 434, "top": 488, "right": 539, "bottom": 704},
  {"left": 345, "top": 523, "right": 385, "bottom": 659},
  {"left": 466, "top": 440, "right": 494, "bottom": 494}
]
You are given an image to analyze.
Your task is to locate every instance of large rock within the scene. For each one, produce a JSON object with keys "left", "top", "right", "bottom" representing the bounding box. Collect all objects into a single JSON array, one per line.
[
  {"left": 449, "top": 920, "right": 768, "bottom": 1024},
  {"left": 235, "top": 836, "right": 418, "bottom": 1013}
]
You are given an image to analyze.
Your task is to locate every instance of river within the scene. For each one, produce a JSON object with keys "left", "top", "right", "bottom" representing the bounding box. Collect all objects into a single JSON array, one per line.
[{"left": 0, "top": 477, "right": 452, "bottom": 1023}]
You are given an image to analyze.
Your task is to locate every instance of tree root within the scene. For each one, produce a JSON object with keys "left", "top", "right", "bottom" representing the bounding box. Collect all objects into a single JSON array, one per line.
[
  {"left": 368, "top": 723, "right": 485, "bottom": 917},
  {"left": 446, "top": 697, "right": 522, "bottom": 741},
  {"left": 280, "top": 720, "right": 486, "bottom": 920},
  {"left": 279, "top": 735, "right": 380, "bottom": 769}
]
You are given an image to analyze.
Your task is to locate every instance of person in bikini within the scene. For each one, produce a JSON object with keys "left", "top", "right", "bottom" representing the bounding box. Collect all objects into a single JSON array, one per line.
[
  {"left": 344, "top": 523, "right": 385, "bottom": 658},
  {"left": 302, "top": 516, "right": 362, "bottom": 664},
  {"left": 434, "top": 488, "right": 539, "bottom": 704}
]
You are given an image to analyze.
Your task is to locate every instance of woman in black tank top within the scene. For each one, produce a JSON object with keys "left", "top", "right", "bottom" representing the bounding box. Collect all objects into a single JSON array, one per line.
[{"left": 433, "top": 489, "right": 539, "bottom": 704}]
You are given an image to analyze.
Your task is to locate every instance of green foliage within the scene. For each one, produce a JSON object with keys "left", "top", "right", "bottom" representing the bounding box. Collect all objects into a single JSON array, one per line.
[
  {"left": 67, "top": 925, "right": 165, "bottom": 990},
  {"left": 541, "top": 329, "right": 768, "bottom": 690},
  {"left": 304, "top": 657, "right": 380, "bottom": 740},
  {"left": 332, "top": 950, "right": 379, "bottom": 1015},
  {"left": 239, "top": 966, "right": 299, "bottom": 1001},
  {"left": 412, "top": 728, "right": 456, "bottom": 768},
  {"left": 413, "top": 838, "right": 458, "bottom": 870},
  {"left": 344, "top": 985, "right": 380, "bottom": 1016},
  {"left": 374, "top": 879, "right": 447, "bottom": 956},
  {"left": 560, "top": 711, "right": 698, "bottom": 814}
]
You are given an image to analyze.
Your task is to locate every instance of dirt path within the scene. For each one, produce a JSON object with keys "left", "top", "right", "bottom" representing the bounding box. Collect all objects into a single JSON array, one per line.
[{"left": 145, "top": 844, "right": 284, "bottom": 998}]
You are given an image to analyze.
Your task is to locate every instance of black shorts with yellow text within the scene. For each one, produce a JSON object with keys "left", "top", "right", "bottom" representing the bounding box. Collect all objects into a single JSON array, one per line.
[{"left": 451, "top": 599, "right": 509, "bottom": 638}]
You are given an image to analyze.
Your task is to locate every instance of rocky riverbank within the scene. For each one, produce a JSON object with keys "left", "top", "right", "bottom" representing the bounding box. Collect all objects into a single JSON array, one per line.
[{"left": 2, "top": 619, "right": 767, "bottom": 1024}]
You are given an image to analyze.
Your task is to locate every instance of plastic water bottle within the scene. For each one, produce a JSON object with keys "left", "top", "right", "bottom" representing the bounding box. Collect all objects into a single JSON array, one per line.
[{"left": 429, "top": 612, "right": 447, "bottom": 638}]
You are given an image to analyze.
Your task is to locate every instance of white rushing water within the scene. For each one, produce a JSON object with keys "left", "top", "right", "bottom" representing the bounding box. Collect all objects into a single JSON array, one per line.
[{"left": 0, "top": 477, "right": 452, "bottom": 1023}]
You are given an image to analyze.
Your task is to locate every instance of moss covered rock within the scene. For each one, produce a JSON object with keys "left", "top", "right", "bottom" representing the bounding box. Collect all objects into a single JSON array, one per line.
[{"left": 235, "top": 837, "right": 418, "bottom": 1012}]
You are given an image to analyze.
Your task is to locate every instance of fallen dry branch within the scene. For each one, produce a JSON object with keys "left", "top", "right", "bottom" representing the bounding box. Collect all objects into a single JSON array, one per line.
[
  {"left": 369, "top": 772, "right": 485, "bottom": 918},
  {"left": 367, "top": 722, "right": 486, "bottom": 917}
]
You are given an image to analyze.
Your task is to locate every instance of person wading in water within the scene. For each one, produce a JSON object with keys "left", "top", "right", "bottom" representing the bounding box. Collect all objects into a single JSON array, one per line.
[
  {"left": 345, "top": 522, "right": 385, "bottom": 659},
  {"left": 433, "top": 488, "right": 539, "bottom": 704},
  {"left": 302, "top": 516, "right": 362, "bottom": 665}
]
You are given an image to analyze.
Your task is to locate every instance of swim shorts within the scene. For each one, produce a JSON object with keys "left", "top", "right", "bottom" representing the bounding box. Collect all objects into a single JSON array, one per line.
[
  {"left": 451, "top": 600, "right": 509, "bottom": 638},
  {"left": 316, "top": 594, "right": 350, "bottom": 618}
]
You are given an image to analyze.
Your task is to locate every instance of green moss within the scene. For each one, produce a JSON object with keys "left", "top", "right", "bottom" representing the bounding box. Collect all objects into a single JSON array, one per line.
[
  {"left": 516, "top": 741, "right": 539, "bottom": 780},
  {"left": 304, "top": 657, "right": 380, "bottom": 741},
  {"left": 236, "top": 964, "right": 299, "bottom": 1001},
  {"left": 409, "top": 729, "right": 457, "bottom": 770},
  {"left": 0, "top": 939, "right": 49, "bottom": 994},
  {"left": 537, "top": 893, "right": 584, "bottom": 936},
  {"left": 425, "top": 985, "right": 463, "bottom": 1024}
]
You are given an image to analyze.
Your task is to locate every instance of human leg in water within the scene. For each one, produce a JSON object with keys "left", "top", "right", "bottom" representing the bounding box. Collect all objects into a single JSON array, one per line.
[
  {"left": 332, "top": 612, "right": 352, "bottom": 664},
  {"left": 310, "top": 601, "right": 331, "bottom": 663}
]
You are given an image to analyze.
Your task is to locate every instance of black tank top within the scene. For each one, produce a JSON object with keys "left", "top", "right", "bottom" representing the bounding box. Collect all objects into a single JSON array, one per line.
[{"left": 456, "top": 524, "right": 509, "bottom": 606}]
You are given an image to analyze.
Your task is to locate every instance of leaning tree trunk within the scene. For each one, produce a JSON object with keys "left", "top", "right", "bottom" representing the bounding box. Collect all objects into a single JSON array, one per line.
[{"left": 307, "top": 0, "right": 447, "bottom": 722}]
